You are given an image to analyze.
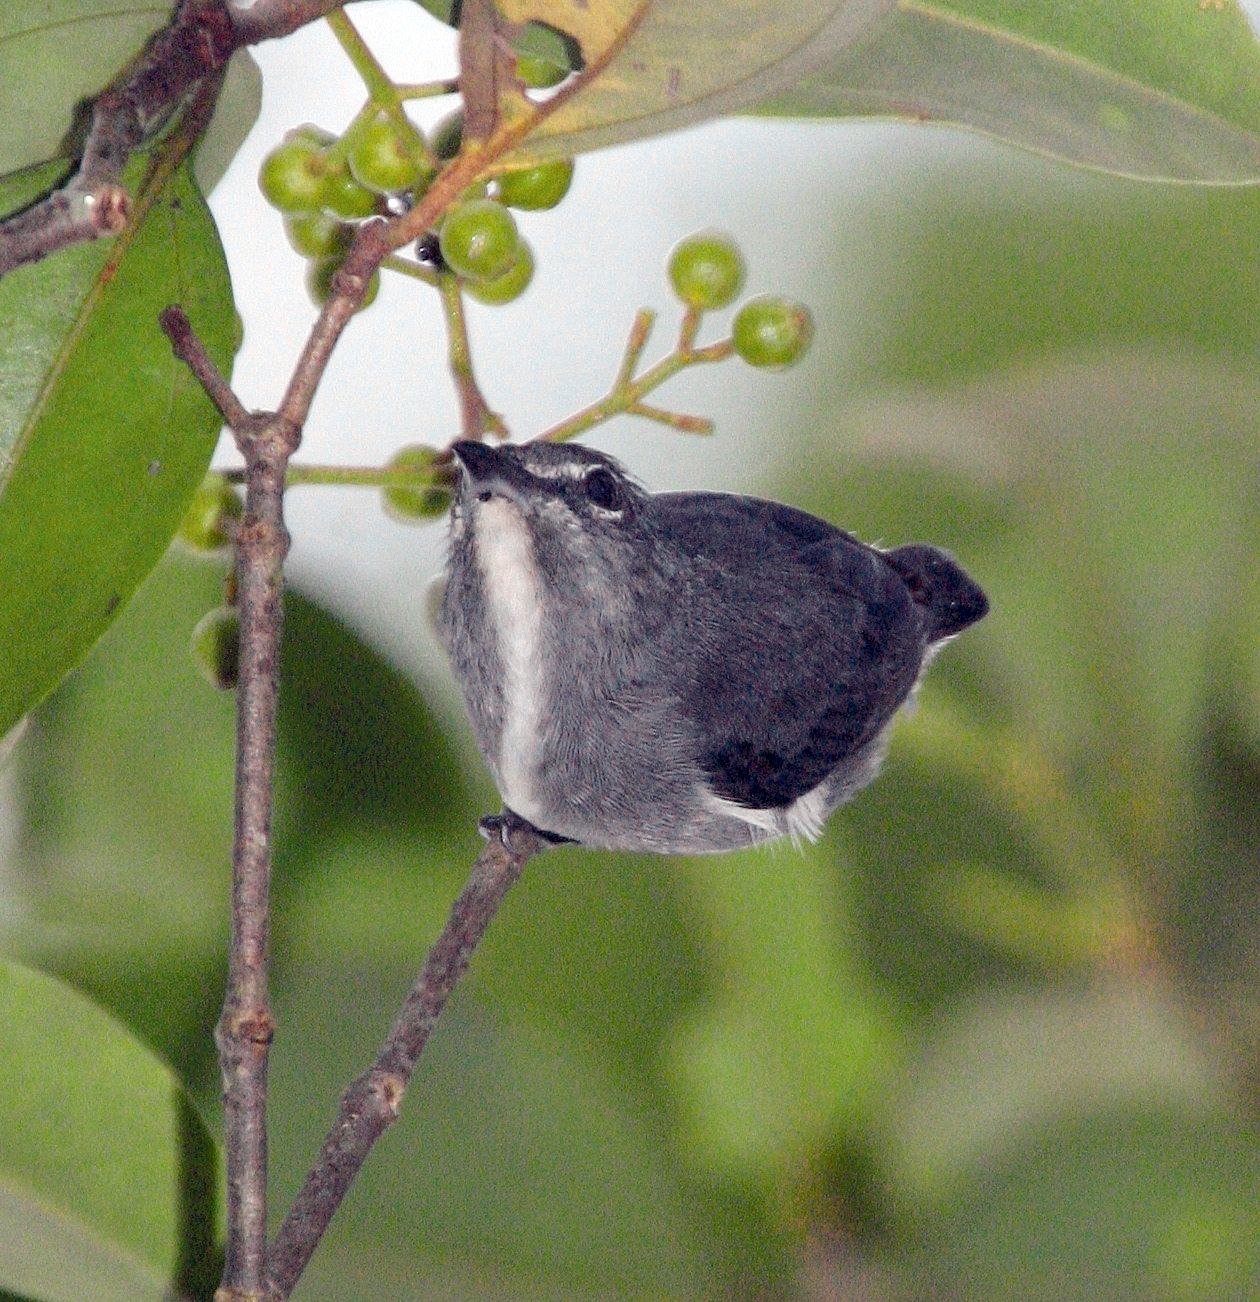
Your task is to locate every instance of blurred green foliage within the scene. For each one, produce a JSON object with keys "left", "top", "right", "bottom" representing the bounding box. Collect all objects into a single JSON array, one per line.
[{"left": 2, "top": 143, "right": 1257, "bottom": 1297}]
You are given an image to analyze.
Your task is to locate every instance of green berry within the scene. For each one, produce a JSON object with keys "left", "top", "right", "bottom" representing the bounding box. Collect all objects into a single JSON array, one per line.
[
  {"left": 496, "top": 159, "right": 574, "bottom": 211},
  {"left": 382, "top": 445, "right": 452, "bottom": 522},
  {"left": 176, "top": 472, "right": 242, "bottom": 553},
  {"left": 515, "top": 52, "right": 568, "bottom": 89},
  {"left": 306, "top": 257, "right": 380, "bottom": 311},
  {"left": 668, "top": 231, "right": 745, "bottom": 311},
  {"left": 258, "top": 138, "right": 328, "bottom": 213},
  {"left": 190, "top": 607, "right": 240, "bottom": 690},
  {"left": 438, "top": 199, "right": 520, "bottom": 282},
  {"left": 284, "top": 211, "right": 353, "bottom": 259},
  {"left": 349, "top": 114, "right": 430, "bottom": 194},
  {"left": 465, "top": 240, "right": 535, "bottom": 305},
  {"left": 431, "top": 109, "right": 464, "bottom": 161},
  {"left": 288, "top": 124, "right": 337, "bottom": 149},
  {"left": 732, "top": 296, "right": 814, "bottom": 369},
  {"left": 321, "top": 161, "right": 378, "bottom": 219}
]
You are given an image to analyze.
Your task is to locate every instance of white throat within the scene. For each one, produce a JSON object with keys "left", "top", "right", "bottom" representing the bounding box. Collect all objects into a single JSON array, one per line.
[{"left": 472, "top": 498, "right": 546, "bottom": 824}]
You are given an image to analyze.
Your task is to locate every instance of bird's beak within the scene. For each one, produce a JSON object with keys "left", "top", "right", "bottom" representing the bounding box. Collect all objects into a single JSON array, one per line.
[{"left": 450, "top": 440, "right": 536, "bottom": 504}]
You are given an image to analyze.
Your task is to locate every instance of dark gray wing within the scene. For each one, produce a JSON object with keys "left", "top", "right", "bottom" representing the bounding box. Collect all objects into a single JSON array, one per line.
[{"left": 650, "top": 494, "right": 927, "bottom": 810}]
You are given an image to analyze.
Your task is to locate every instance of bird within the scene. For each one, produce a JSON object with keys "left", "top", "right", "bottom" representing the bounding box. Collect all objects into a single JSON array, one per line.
[{"left": 436, "top": 439, "right": 988, "bottom": 855}]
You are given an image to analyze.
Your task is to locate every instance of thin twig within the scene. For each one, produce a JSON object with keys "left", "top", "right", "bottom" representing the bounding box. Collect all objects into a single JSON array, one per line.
[
  {"left": 439, "top": 273, "right": 504, "bottom": 438},
  {"left": 161, "top": 307, "right": 298, "bottom": 1301},
  {"left": 268, "top": 827, "right": 549, "bottom": 1298},
  {"left": 457, "top": 0, "right": 512, "bottom": 144}
]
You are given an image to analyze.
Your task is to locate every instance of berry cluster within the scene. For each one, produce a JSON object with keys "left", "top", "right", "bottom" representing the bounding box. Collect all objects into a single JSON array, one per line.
[
  {"left": 667, "top": 231, "right": 813, "bottom": 368},
  {"left": 258, "top": 100, "right": 577, "bottom": 312},
  {"left": 427, "top": 108, "right": 575, "bottom": 306},
  {"left": 259, "top": 116, "right": 435, "bottom": 307}
]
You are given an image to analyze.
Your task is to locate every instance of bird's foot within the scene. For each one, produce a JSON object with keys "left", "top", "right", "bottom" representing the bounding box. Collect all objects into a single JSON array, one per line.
[{"left": 479, "top": 808, "right": 577, "bottom": 853}]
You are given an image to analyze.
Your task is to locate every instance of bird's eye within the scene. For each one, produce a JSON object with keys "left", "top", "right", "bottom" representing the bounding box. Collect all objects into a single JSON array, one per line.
[{"left": 583, "top": 467, "right": 623, "bottom": 512}]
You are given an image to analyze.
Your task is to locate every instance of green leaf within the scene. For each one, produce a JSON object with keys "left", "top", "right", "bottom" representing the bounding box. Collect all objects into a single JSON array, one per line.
[
  {"left": 878, "top": 982, "right": 1223, "bottom": 1206},
  {"left": 664, "top": 842, "right": 900, "bottom": 1185},
  {"left": 270, "top": 976, "right": 715, "bottom": 1296},
  {"left": 0, "top": 1, "right": 263, "bottom": 193},
  {"left": 0, "top": 958, "right": 221, "bottom": 1300},
  {"left": 194, "top": 51, "right": 264, "bottom": 197},
  {"left": 759, "top": 0, "right": 1260, "bottom": 183},
  {"left": 0, "top": 150, "right": 238, "bottom": 738},
  {"left": 902, "top": 1107, "right": 1260, "bottom": 1298},
  {"left": 0, "top": 1, "right": 169, "bottom": 177}
]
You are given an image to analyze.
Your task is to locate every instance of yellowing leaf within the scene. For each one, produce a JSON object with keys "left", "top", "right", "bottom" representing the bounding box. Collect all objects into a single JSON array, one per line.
[
  {"left": 498, "top": 0, "right": 894, "bottom": 159},
  {"left": 492, "top": 0, "right": 1260, "bottom": 182}
]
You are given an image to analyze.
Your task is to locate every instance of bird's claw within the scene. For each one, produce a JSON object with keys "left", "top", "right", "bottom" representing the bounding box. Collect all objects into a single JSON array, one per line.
[{"left": 478, "top": 808, "right": 576, "bottom": 853}]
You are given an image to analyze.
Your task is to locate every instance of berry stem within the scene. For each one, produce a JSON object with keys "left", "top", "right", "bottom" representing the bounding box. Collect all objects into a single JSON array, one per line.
[
  {"left": 397, "top": 78, "right": 461, "bottom": 99},
  {"left": 439, "top": 273, "right": 506, "bottom": 439},
  {"left": 626, "top": 402, "right": 714, "bottom": 435},
  {"left": 326, "top": 10, "right": 436, "bottom": 166},
  {"left": 223, "top": 461, "right": 456, "bottom": 490},
  {"left": 678, "top": 304, "right": 702, "bottom": 352},
  {"left": 382, "top": 253, "right": 440, "bottom": 287},
  {"left": 326, "top": 9, "right": 398, "bottom": 109},
  {"left": 614, "top": 308, "right": 656, "bottom": 389},
  {"left": 540, "top": 315, "right": 735, "bottom": 443}
]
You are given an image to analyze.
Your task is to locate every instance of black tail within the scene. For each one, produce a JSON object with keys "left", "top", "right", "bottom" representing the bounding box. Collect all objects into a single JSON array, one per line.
[{"left": 885, "top": 544, "right": 989, "bottom": 641}]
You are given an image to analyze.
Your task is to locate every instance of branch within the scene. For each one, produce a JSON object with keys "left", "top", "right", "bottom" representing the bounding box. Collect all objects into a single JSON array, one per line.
[
  {"left": 161, "top": 307, "right": 299, "bottom": 1301},
  {"left": 0, "top": 0, "right": 347, "bottom": 278},
  {"left": 268, "top": 823, "right": 550, "bottom": 1298}
]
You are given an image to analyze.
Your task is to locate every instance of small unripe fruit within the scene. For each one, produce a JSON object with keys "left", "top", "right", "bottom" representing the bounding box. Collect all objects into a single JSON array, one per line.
[
  {"left": 431, "top": 109, "right": 464, "bottom": 161},
  {"left": 496, "top": 159, "right": 574, "bottom": 211},
  {"left": 515, "top": 52, "right": 568, "bottom": 89},
  {"left": 288, "top": 124, "right": 337, "bottom": 149},
  {"left": 176, "top": 472, "right": 242, "bottom": 553},
  {"left": 465, "top": 240, "right": 535, "bottom": 305},
  {"left": 306, "top": 257, "right": 380, "bottom": 311},
  {"left": 438, "top": 199, "right": 520, "bottom": 282},
  {"left": 258, "top": 139, "right": 328, "bottom": 213},
  {"left": 321, "top": 162, "right": 378, "bottom": 219},
  {"left": 349, "top": 114, "right": 430, "bottom": 194},
  {"left": 732, "top": 296, "right": 814, "bottom": 369},
  {"left": 668, "top": 231, "right": 745, "bottom": 311},
  {"left": 382, "top": 445, "right": 452, "bottom": 522},
  {"left": 284, "top": 211, "right": 353, "bottom": 259},
  {"left": 190, "top": 607, "right": 240, "bottom": 690}
]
